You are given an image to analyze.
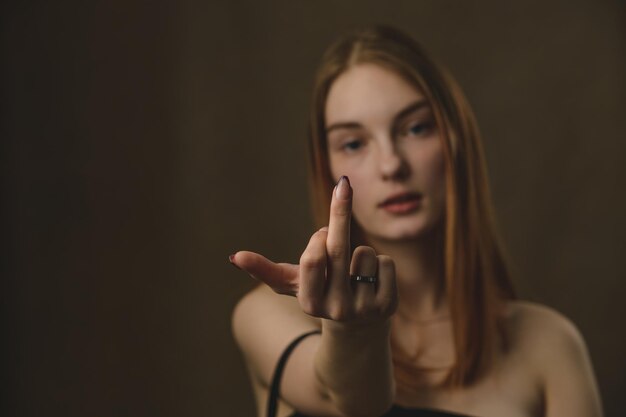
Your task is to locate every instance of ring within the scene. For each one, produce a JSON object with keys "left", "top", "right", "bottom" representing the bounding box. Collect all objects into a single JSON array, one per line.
[{"left": 350, "top": 274, "right": 377, "bottom": 284}]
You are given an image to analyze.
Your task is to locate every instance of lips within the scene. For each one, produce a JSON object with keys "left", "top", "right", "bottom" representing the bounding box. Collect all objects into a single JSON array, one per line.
[
  {"left": 379, "top": 192, "right": 422, "bottom": 207},
  {"left": 379, "top": 192, "right": 422, "bottom": 214}
]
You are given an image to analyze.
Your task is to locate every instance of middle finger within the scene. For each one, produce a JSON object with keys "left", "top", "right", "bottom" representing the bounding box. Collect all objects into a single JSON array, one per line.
[{"left": 325, "top": 176, "right": 352, "bottom": 295}]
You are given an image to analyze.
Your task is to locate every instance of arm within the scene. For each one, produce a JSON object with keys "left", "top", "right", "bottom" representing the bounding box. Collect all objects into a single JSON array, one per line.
[
  {"left": 314, "top": 253, "right": 397, "bottom": 416},
  {"left": 232, "top": 177, "right": 397, "bottom": 417},
  {"left": 315, "top": 320, "right": 394, "bottom": 415},
  {"left": 232, "top": 287, "right": 394, "bottom": 417}
]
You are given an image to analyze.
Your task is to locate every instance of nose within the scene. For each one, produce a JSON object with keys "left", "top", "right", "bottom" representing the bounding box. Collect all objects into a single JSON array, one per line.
[{"left": 379, "top": 143, "right": 410, "bottom": 181}]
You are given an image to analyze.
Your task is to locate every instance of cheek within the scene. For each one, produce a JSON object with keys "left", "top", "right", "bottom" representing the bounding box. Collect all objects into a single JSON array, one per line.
[
  {"left": 328, "top": 154, "right": 347, "bottom": 183},
  {"left": 328, "top": 154, "right": 369, "bottom": 186},
  {"left": 423, "top": 147, "right": 447, "bottom": 214},
  {"left": 412, "top": 142, "right": 446, "bottom": 189},
  {"left": 431, "top": 151, "right": 446, "bottom": 188}
]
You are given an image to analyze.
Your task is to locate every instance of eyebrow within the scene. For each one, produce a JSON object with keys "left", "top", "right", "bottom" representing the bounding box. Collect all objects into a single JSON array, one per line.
[{"left": 325, "top": 99, "right": 430, "bottom": 135}]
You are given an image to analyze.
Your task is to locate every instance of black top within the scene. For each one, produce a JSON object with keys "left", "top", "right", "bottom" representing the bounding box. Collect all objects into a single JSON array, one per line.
[
  {"left": 267, "top": 330, "right": 474, "bottom": 417},
  {"left": 290, "top": 405, "right": 471, "bottom": 417}
]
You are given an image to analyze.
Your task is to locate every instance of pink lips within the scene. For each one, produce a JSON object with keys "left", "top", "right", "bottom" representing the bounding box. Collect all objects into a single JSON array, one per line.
[{"left": 379, "top": 192, "right": 422, "bottom": 214}]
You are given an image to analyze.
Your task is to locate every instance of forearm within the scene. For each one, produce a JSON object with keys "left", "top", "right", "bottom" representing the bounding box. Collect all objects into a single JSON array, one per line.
[{"left": 314, "top": 318, "right": 394, "bottom": 417}]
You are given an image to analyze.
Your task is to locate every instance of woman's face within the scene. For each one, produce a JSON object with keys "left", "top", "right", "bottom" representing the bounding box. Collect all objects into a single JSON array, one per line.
[{"left": 325, "top": 63, "right": 446, "bottom": 242}]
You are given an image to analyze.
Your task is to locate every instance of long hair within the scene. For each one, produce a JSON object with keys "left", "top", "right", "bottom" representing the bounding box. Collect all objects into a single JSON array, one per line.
[{"left": 307, "top": 25, "right": 516, "bottom": 388}]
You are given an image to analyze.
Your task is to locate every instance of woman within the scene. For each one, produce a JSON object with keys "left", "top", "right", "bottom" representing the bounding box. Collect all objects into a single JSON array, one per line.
[{"left": 229, "top": 25, "right": 602, "bottom": 417}]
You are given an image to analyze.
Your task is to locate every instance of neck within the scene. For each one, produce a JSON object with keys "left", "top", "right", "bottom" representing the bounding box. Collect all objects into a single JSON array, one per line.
[{"left": 365, "top": 227, "right": 448, "bottom": 321}]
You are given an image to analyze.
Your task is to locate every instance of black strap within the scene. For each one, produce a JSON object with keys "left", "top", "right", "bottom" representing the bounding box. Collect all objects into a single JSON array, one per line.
[{"left": 266, "top": 330, "right": 322, "bottom": 417}]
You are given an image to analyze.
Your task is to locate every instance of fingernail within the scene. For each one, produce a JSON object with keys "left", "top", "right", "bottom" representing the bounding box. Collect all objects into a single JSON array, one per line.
[
  {"left": 229, "top": 253, "right": 242, "bottom": 270},
  {"left": 335, "top": 176, "right": 351, "bottom": 200}
]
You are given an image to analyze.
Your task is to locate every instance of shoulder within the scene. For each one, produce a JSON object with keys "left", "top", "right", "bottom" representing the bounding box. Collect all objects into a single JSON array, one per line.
[
  {"left": 504, "top": 300, "right": 586, "bottom": 353},
  {"left": 232, "top": 284, "right": 320, "bottom": 343},
  {"left": 503, "top": 301, "right": 597, "bottom": 389},
  {"left": 232, "top": 284, "right": 320, "bottom": 384},
  {"left": 503, "top": 301, "right": 603, "bottom": 416},
  {"left": 506, "top": 301, "right": 581, "bottom": 336}
]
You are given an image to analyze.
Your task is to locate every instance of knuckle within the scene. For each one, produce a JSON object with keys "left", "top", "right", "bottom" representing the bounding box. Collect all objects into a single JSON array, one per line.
[
  {"left": 300, "top": 298, "right": 323, "bottom": 317},
  {"left": 316, "top": 227, "right": 329, "bottom": 235},
  {"left": 326, "top": 247, "right": 345, "bottom": 261},
  {"left": 378, "top": 294, "right": 398, "bottom": 317},
  {"left": 354, "top": 245, "right": 377, "bottom": 258},
  {"left": 327, "top": 304, "right": 352, "bottom": 321},
  {"left": 354, "top": 301, "right": 371, "bottom": 317},
  {"left": 377, "top": 255, "right": 395, "bottom": 270},
  {"left": 300, "top": 254, "right": 325, "bottom": 270}
]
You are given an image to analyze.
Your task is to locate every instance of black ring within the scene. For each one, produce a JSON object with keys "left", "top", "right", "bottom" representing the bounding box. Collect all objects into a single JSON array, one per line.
[{"left": 350, "top": 274, "right": 377, "bottom": 284}]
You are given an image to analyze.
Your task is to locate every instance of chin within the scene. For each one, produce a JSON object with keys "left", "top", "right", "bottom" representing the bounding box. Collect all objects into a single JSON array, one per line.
[
  {"left": 369, "top": 217, "right": 441, "bottom": 242},
  {"left": 389, "top": 227, "right": 432, "bottom": 241}
]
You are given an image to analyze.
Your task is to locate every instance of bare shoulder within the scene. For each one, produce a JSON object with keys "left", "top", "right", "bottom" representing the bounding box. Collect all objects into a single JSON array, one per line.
[
  {"left": 506, "top": 301, "right": 581, "bottom": 334},
  {"left": 232, "top": 284, "right": 320, "bottom": 385},
  {"left": 504, "top": 300, "right": 586, "bottom": 354},
  {"left": 232, "top": 284, "right": 320, "bottom": 343},
  {"left": 503, "top": 301, "right": 602, "bottom": 416}
]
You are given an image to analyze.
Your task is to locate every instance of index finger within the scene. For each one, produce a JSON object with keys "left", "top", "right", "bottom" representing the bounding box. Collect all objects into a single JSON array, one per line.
[
  {"left": 231, "top": 251, "right": 299, "bottom": 296},
  {"left": 325, "top": 176, "right": 352, "bottom": 282}
]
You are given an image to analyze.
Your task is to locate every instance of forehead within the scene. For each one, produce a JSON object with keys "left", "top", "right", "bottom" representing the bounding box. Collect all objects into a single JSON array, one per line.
[{"left": 325, "top": 63, "right": 425, "bottom": 126}]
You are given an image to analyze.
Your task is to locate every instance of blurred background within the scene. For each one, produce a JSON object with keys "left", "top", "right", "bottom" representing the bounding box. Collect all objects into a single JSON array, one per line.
[{"left": 2, "top": 0, "right": 625, "bottom": 416}]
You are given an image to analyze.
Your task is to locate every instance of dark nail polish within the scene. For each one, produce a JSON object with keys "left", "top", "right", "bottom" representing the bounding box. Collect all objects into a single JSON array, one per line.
[{"left": 229, "top": 254, "right": 242, "bottom": 270}]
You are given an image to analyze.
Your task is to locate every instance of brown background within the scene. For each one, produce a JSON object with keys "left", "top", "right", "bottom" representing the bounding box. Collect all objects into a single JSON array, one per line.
[{"left": 2, "top": 1, "right": 625, "bottom": 416}]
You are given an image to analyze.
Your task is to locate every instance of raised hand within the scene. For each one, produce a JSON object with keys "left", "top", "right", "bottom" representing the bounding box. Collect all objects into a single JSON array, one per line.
[{"left": 230, "top": 176, "right": 397, "bottom": 323}]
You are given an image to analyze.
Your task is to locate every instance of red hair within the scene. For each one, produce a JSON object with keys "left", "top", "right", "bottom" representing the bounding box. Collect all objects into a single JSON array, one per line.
[{"left": 307, "top": 25, "right": 516, "bottom": 388}]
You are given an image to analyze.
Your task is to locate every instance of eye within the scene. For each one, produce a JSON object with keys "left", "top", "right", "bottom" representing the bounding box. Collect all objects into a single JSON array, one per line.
[
  {"left": 403, "top": 121, "right": 434, "bottom": 137},
  {"left": 341, "top": 139, "right": 364, "bottom": 153}
]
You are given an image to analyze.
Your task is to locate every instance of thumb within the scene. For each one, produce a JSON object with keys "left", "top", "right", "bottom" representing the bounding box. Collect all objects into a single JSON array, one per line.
[{"left": 230, "top": 251, "right": 299, "bottom": 296}]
